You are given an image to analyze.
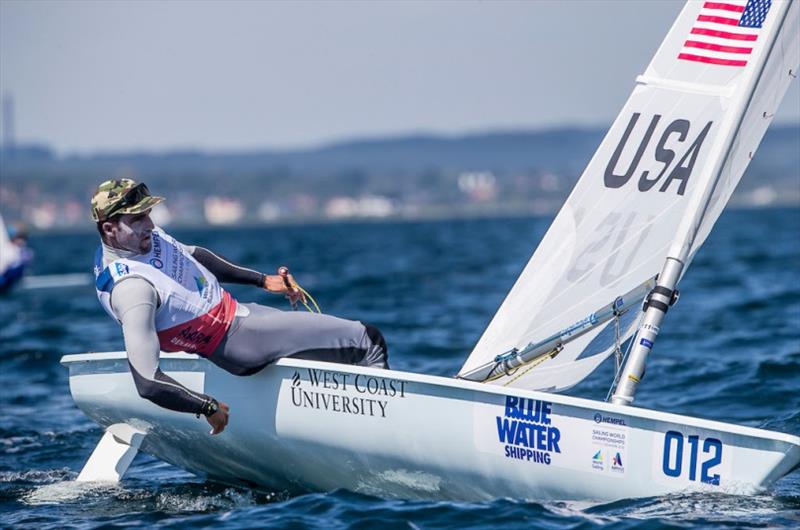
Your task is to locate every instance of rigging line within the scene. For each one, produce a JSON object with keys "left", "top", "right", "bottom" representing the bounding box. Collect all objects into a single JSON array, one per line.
[
  {"left": 614, "top": 313, "right": 623, "bottom": 373},
  {"left": 501, "top": 347, "right": 562, "bottom": 387}
]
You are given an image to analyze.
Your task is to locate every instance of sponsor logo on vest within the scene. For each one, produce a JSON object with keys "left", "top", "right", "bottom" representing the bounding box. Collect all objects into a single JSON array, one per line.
[
  {"left": 194, "top": 276, "right": 207, "bottom": 293},
  {"left": 168, "top": 237, "right": 185, "bottom": 283},
  {"left": 152, "top": 232, "right": 162, "bottom": 259},
  {"left": 115, "top": 263, "right": 129, "bottom": 276},
  {"left": 289, "top": 369, "right": 407, "bottom": 418},
  {"left": 496, "top": 395, "right": 561, "bottom": 465},
  {"left": 168, "top": 325, "right": 213, "bottom": 350},
  {"left": 149, "top": 258, "right": 163, "bottom": 269}
]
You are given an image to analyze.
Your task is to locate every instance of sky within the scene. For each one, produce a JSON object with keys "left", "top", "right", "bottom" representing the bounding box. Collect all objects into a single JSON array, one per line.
[{"left": 1, "top": 0, "right": 798, "bottom": 155}]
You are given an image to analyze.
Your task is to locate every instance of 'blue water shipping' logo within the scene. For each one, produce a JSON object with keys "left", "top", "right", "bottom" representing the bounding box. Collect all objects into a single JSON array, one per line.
[{"left": 496, "top": 395, "right": 561, "bottom": 465}]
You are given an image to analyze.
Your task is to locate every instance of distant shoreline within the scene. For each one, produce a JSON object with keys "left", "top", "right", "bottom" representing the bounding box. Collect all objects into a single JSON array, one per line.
[{"left": 23, "top": 202, "right": 800, "bottom": 235}]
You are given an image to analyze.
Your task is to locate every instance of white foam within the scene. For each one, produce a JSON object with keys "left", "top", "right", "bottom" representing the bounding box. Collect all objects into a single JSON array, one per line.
[
  {"left": 356, "top": 468, "right": 443, "bottom": 498},
  {"left": 377, "top": 469, "right": 442, "bottom": 493},
  {"left": 22, "top": 480, "right": 122, "bottom": 505},
  {"left": 0, "top": 468, "right": 74, "bottom": 484},
  {"left": 155, "top": 487, "right": 256, "bottom": 512}
]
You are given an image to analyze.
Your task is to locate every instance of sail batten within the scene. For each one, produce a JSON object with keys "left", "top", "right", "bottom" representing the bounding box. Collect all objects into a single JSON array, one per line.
[{"left": 635, "top": 75, "right": 736, "bottom": 97}]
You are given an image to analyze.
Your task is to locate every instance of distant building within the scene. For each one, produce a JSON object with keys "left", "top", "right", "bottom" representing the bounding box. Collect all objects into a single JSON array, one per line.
[
  {"left": 458, "top": 171, "right": 497, "bottom": 202},
  {"left": 324, "top": 195, "right": 394, "bottom": 219},
  {"left": 204, "top": 197, "right": 244, "bottom": 225}
]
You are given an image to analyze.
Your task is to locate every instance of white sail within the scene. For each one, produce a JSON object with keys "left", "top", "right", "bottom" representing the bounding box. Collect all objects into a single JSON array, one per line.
[
  {"left": 459, "top": 0, "right": 798, "bottom": 391},
  {"left": 0, "top": 212, "right": 22, "bottom": 273}
]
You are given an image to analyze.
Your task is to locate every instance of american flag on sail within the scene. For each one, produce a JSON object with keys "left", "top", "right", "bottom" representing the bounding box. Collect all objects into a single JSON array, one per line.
[{"left": 678, "top": 0, "right": 772, "bottom": 67}]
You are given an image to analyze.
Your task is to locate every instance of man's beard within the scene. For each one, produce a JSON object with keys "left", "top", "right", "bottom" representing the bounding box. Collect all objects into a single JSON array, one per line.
[{"left": 138, "top": 237, "right": 152, "bottom": 253}]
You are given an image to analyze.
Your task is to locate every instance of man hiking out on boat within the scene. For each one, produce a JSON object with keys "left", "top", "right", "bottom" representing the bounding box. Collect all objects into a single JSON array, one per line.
[{"left": 90, "top": 179, "right": 389, "bottom": 435}]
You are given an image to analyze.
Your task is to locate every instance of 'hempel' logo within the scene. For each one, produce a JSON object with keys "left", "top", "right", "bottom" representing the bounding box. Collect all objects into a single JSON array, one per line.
[
  {"left": 594, "top": 413, "right": 627, "bottom": 426},
  {"left": 496, "top": 395, "right": 561, "bottom": 465}
]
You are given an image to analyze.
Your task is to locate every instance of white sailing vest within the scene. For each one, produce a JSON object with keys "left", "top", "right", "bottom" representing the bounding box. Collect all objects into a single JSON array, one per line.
[{"left": 94, "top": 229, "right": 237, "bottom": 356}]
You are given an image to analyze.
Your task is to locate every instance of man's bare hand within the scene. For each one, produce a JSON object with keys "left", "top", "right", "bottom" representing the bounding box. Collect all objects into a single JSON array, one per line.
[
  {"left": 263, "top": 274, "right": 306, "bottom": 305},
  {"left": 206, "top": 401, "right": 230, "bottom": 435}
]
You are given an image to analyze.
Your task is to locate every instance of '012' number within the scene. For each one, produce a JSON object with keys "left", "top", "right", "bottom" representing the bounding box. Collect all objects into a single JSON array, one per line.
[{"left": 662, "top": 430, "right": 723, "bottom": 485}]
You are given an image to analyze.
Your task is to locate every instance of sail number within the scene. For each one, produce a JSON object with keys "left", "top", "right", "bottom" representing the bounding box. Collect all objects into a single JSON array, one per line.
[{"left": 661, "top": 430, "right": 723, "bottom": 485}]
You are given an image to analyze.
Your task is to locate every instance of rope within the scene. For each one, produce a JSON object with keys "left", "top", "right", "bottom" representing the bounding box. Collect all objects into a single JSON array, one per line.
[
  {"left": 295, "top": 285, "right": 321, "bottom": 313},
  {"left": 277, "top": 266, "right": 321, "bottom": 313},
  {"left": 501, "top": 349, "right": 559, "bottom": 387},
  {"left": 613, "top": 314, "right": 623, "bottom": 373}
]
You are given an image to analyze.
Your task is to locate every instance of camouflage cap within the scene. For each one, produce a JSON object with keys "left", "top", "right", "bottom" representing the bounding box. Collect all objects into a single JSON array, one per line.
[{"left": 91, "top": 178, "right": 165, "bottom": 222}]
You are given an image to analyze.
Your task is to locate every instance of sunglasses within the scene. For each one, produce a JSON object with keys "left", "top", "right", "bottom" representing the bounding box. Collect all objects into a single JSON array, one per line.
[{"left": 102, "top": 183, "right": 151, "bottom": 220}]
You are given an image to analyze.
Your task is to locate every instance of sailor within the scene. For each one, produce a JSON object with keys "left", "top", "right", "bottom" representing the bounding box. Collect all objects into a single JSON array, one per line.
[{"left": 90, "top": 179, "right": 389, "bottom": 435}]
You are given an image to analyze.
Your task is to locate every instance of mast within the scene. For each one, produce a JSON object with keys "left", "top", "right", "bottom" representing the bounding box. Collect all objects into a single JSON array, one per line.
[{"left": 611, "top": 0, "right": 796, "bottom": 406}]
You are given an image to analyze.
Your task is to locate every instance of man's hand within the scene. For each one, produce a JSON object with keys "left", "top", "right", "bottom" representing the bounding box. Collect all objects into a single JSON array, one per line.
[
  {"left": 263, "top": 274, "right": 306, "bottom": 305},
  {"left": 206, "top": 401, "right": 230, "bottom": 435}
]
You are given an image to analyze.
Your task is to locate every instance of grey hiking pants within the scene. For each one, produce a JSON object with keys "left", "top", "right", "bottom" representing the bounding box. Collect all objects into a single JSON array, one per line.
[{"left": 210, "top": 302, "right": 389, "bottom": 376}]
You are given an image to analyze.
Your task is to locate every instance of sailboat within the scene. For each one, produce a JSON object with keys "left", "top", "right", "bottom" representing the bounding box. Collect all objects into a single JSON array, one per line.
[
  {"left": 62, "top": 0, "right": 800, "bottom": 501},
  {"left": 0, "top": 212, "right": 31, "bottom": 293}
]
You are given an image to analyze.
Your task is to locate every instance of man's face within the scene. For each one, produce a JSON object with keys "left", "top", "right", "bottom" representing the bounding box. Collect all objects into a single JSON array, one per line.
[{"left": 103, "top": 211, "right": 155, "bottom": 253}]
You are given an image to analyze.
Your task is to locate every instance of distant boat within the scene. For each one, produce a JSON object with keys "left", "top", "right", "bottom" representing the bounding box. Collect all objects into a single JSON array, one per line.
[
  {"left": 0, "top": 212, "right": 32, "bottom": 294},
  {"left": 63, "top": 0, "right": 800, "bottom": 501}
]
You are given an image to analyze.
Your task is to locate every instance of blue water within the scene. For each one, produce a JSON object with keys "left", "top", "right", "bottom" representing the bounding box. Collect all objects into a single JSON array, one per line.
[{"left": 1, "top": 209, "right": 799, "bottom": 528}]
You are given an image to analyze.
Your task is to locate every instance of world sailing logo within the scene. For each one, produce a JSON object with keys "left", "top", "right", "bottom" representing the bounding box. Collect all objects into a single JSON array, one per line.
[
  {"left": 592, "top": 450, "right": 604, "bottom": 471},
  {"left": 496, "top": 395, "right": 561, "bottom": 465}
]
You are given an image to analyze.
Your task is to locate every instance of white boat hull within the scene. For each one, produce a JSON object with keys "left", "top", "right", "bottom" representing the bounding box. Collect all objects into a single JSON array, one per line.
[{"left": 62, "top": 352, "right": 800, "bottom": 501}]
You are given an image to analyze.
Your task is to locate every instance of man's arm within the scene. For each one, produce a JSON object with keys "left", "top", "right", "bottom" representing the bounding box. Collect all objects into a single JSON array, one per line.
[
  {"left": 111, "top": 277, "right": 217, "bottom": 416},
  {"left": 187, "top": 245, "right": 303, "bottom": 303},
  {"left": 188, "top": 246, "right": 264, "bottom": 286}
]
